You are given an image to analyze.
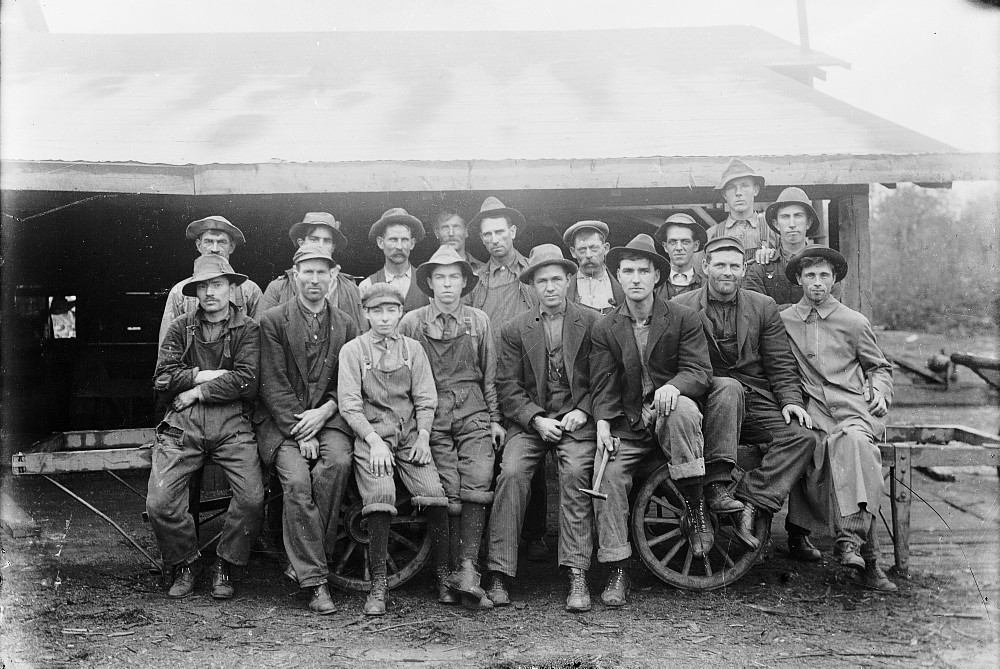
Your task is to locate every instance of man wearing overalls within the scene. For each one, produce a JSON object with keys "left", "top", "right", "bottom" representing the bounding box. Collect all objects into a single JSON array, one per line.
[
  {"left": 338, "top": 284, "right": 450, "bottom": 616},
  {"left": 399, "top": 245, "right": 505, "bottom": 609},
  {"left": 149, "top": 255, "right": 264, "bottom": 600}
]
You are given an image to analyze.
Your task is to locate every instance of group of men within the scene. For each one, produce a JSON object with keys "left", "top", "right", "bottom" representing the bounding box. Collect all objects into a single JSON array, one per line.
[{"left": 147, "top": 158, "right": 897, "bottom": 619}]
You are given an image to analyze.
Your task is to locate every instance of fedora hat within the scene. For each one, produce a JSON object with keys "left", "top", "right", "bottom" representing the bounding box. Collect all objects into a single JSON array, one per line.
[
  {"left": 368, "top": 208, "right": 426, "bottom": 243},
  {"left": 785, "top": 245, "right": 849, "bottom": 283},
  {"left": 468, "top": 196, "right": 526, "bottom": 231},
  {"left": 185, "top": 216, "right": 247, "bottom": 246},
  {"left": 415, "top": 245, "right": 480, "bottom": 297},
  {"left": 518, "top": 244, "right": 578, "bottom": 284},
  {"left": 653, "top": 213, "right": 708, "bottom": 247},
  {"left": 765, "top": 187, "right": 821, "bottom": 237},
  {"left": 361, "top": 283, "right": 405, "bottom": 309},
  {"left": 288, "top": 212, "right": 349, "bottom": 250},
  {"left": 181, "top": 255, "right": 248, "bottom": 297},
  {"left": 562, "top": 220, "right": 609, "bottom": 248},
  {"left": 292, "top": 242, "right": 336, "bottom": 267},
  {"left": 714, "top": 158, "right": 765, "bottom": 191},
  {"left": 606, "top": 234, "right": 670, "bottom": 286}
]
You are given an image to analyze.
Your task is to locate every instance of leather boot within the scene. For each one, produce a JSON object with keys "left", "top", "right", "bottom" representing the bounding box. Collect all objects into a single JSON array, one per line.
[
  {"left": 436, "top": 565, "right": 459, "bottom": 605},
  {"left": 168, "top": 557, "right": 202, "bottom": 599},
  {"left": 601, "top": 561, "right": 629, "bottom": 607},
  {"left": 446, "top": 502, "right": 488, "bottom": 605},
  {"left": 704, "top": 483, "right": 744, "bottom": 514},
  {"left": 680, "top": 489, "right": 714, "bottom": 558},
  {"left": 309, "top": 582, "right": 336, "bottom": 614},
  {"left": 210, "top": 558, "right": 234, "bottom": 600},
  {"left": 861, "top": 560, "right": 898, "bottom": 593},
  {"left": 448, "top": 513, "right": 462, "bottom": 572},
  {"left": 787, "top": 533, "right": 822, "bottom": 562},
  {"left": 565, "top": 568, "right": 591, "bottom": 613},
  {"left": 834, "top": 540, "right": 865, "bottom": 572},
  {"left": 364, "top": 512, "right": 390, "bottom": 616},
  {"left": 733, "top": 504, "right": 761, "bottom": 550},
  {"left": 485, "top": 571, "right": 510, "bottom": 607}
]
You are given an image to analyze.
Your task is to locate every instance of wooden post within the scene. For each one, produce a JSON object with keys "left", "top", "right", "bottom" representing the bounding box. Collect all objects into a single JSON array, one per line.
[
  {"left": 831, "top": 187, "right": 872, "bottom": 317},
  {"left": 889, "top": 444, "right": 912, "bottom": 577}
]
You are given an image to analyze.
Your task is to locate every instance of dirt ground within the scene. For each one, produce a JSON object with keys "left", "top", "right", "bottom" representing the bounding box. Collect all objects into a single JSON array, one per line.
[{"left": 2, "top": 329, "right": 999, "bottom": 668}]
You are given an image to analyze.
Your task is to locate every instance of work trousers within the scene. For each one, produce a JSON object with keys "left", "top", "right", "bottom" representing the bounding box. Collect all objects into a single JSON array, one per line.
[
  {"left": 430, "top": 411, "right": 495, "bottom": 515},
  {"left": 354, "top": 431, "right": 448, "bottom": 516},
  {"left": 146, "top": 420, "right": 264, "bottom": 567},
  {"left": 487, "top": 430, "right": 595, "bottom": 576},
  {"left": 273, "top": 427, "right": 353, "bottom": 588},
  {"left": 700, "top": 377, "right": 744, "bottom": 485}
]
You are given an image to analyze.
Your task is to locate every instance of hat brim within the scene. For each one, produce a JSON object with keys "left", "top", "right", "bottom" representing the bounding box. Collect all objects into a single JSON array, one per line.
[
  {"left": 562, "top": 222, "right": 609, "bottom": 247},
  {"left": 288, "top": 222, "right": 349, "bottom": 250},
  {"left": 714, "top": 173, "right": 766, "bottom": 191},
  {"left": 784, "top": 248, "right": 849, "bottom": 284},
  {"left": 653, "top": 220, "right": 708, "bottom": 248},
  {"left": 293, "top": 253, "right": 338, "bottom": 267},
  {"left": 186, "top": 220, "right": 247, "bottom": 246},
  {"left": 369, "top": 215, "right": 426, "bottom": 243},
  {"left": 181, "top": 272, "right": 249, "bottom": 297},
  {"left": 518, "top": 258, "right": 578, "bottom": 284},
  {"left": 605, "top": 247, "right": 670, "bottom": 286},
  {"left": 765, "top": 201, "right": 821, "bottom": 238},
  {"left": 469, "top": 207, "right": 526, "bottom": 232},
  {"left": 415, "top": 259, "right": 480, "bottom": 297}
]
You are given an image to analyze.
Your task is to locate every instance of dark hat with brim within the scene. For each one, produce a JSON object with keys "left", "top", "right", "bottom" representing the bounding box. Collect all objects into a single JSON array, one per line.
[
  {"left": 562, "top": 220, "right": 610, "bottom": 248},
  {"left": 765, "top": 187, "right": 821, "bottom": 237},
  {"left": 369, "top": 208, "right": 426, "bottom": 243},
  {"left": 416, "top": 245, "right": 479, "bottom": 297},
  {"left": 785, "top": 245, "right": 849, "bottom": 283},
  {"left": 185, "top": 216, "right": 247, "bottom": 246},
  {"left": 606, "top": 233, "right": 670, "bottom": 286},
  {"left": 714, "top": 158, "right": 765, "bottom": 191},
  {"left": 361, "top": 283, "right": 405, "bottom": 309},
  {"left": 518, "top": 244, "right": 578, "bottom": 284},
  {"left": 292, "top": 242, "right": 337, "bottom": 267},
  {"left": 468, "top": 196, "right": 527, "bottom": 231},
  {"left": 181, "top": 255, "right": 248, "bottom": 297},
  {"left": 288, "top": 212, "right": 349, "bottom": 250},
  {"left": 703, "top": 235, "right": 746, "bottom": 257},
  {"left": 654, "top": 213, "right": 708, "bottom": 247}
]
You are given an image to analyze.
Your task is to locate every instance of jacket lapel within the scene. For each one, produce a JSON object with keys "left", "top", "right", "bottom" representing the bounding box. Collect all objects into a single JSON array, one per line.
[
  {"left": 645, "top": 298, "right": 669, "bottom": 366},
  {"left": 523, "top": 314, "right": 548, "bottom": 406},
  {"left": 314, "top": 301, "right": 344, "bottom": 400},
  {"left": 563, "top": 303, "right": 586, "bottom": 389},
  {"left": 696, "top": 286, "right": 724, "bottom": 361},
  {"left": 737, "top": 290, "right": 751, "bottom": 354},
  {"left": 285, "top": 301, "right": 311, "bottom": 394},
  {"left": 611, "top": 309, "right": 641, "bottom": 380}
]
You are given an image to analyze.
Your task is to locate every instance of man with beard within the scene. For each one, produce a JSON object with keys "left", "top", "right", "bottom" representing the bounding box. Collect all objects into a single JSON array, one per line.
[
  {"left": 563, "top": 220, "right": 625, "bottom": 315},
  {"left": 706, "top": 159, "right": 777, "bottom": 257},
  {"left": 359, "top": 208, "right": 430, "bottom": 314},
  {"left": 654, "top": 213, "right": 708, "bottom": 301}
]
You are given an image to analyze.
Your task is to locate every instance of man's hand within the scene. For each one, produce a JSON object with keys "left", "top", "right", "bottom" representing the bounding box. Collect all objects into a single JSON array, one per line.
[
  {"left": 865, "top": 386, "right": 889, "bottom": 418},
  {"left": 596, "top": 419, "right": 617, "bottom": 458},
  {"left": 490, "top": 422, "right": 507, "bottom": 451},
  {"left": 755, "top": 245, "right": 778, "bottom": 265},
  {"left": 292, "top": 404, "right": 334, "bottom": 441},
  {"left": 560, "top": 409, "right": 588, "bottom": 433},
  {"left": 407, "top": 430, "right": 433, "bottom": 465},
  {"left": 298, "top": 436, "right": 320, "bottom": 461},
  {"left": 653, "top": 384, "right": 681, "bottom": 417},
  {"left": 782, "top": 404, "right": 814, "bottom": 429},
  {"left": 367, "top": 435, "right": 394, "bottom": 478},
  {"left": 532, "top": 416, "right": 563, "bottom": 443},
  {"left": 193, "top": 369, "right": 228, "bottom": 385},
  {"left": 172, "top": 388, "right": 200, "bottom": 412}
]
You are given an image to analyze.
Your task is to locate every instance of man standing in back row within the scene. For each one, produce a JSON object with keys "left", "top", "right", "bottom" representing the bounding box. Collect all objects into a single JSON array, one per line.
[
  {"left": 706, "top": 159, "right": 777, "bottom": 257},
  {"left": 359, "top": 208, "right": 430, "bottom": 314},
  {"left": 563, "top": 220, "right": 625, "bottom": 315}
]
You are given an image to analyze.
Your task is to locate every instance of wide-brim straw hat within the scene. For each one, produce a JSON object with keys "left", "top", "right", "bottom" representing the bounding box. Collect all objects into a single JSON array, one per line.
[
  {"left": 468, "top": 196, "right": 527, "bottom": 231},
  {"left": 606, "top": 234, "right": 670, "bottom": 286},
  {"left": 714, "top": 158, "right": 766, "bottom": 191},
  {"left": 185, "top": 216, "right": 247, "bottom": 246},
  {"left": 181, "top": 255, "right": 248, "bottom": 296},
  {"left": 784, "top": 245, "right": 849, "bottom": 283},
  {"left": 415, "top": 245, "right": 480, "bottom": 297},
  {"left": 288, "top": 212, "right": 349, "bottom": 249},
  {"left": 653, "top": 213, "right": 708, "bottom": 247},
  {"left": 765, "top": 187, "right": 821, "bottom": 237},
  {"left": 518, "top": 244, "right": 578, "bottom": 284},
  {"left": 369, "top": 208, "right": 426, "bottom": 243}
]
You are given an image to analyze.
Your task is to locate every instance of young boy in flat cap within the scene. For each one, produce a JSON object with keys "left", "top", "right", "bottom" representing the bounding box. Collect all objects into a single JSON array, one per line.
[
  {"left": 338, "top": 283, "right": 450, "bottom": 615},
  {"left": 149, "top": 255, "right": 264, "bottom": 601}
]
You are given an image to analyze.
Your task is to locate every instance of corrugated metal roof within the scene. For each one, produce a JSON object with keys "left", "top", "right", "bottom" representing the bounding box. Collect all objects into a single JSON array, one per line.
[{"left": 1, "top": 26, "right": 957, "bottom": 167}]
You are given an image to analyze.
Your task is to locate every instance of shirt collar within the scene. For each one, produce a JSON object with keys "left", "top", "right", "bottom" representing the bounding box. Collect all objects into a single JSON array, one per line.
[
  {"left": 540, "top": 302, "right": 567, "bottom": 319},
  {"left": 385, "top": 265, "right": 412, "bottom": 279},
  {"left": 671, "top": 267, "right": 694, "bottom": 281},
  {"left": 297, "top": 297, "right": 327, "bottom": 319},
  {"left": 793, "top": 295, "right": 840, "bottom": 321},
  {"left": 487, "top": 249, "right": 528, "bottom": 273},
  {"left": 578, "top": 267, "right": 610, "bottom": 282},
  {"left": 724, "top": 213, "right": 760, "bottom": 229},
  {"left": 707, "top": 286, "right": 738, "bottom": 304},
  {"left": 429, "top": 301, "right": 463, "bottom": 322},
  {"left": 368, "top": 329, "right": 402, "bottom": 346}
]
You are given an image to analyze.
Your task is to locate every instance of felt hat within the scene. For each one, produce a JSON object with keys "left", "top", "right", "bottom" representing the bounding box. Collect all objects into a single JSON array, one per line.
[
  {"left": 764, "top": 187, "right": 821, "bottom": 237},
  {"left": 562, "top": 220, "right": 610, "bottom": 248},
  {"left": 784, "top": 245, "right": 849, "bottom": 283},
  {"left": 288, "top": 212, "right": 349, "bottom": 250},
  {"left": 518, "top": 244, "right": 578, "bottom": 284},
  {"left": 714, "top": 158, "right": 766, "bottom": 191},
  {"left": 703, "top": 235, "right": 746, "bottom": 257},
  {"left": 368, "top": 208, "right": 426, "bottom": 243},
  {"left": 185, "top": 216, "right": 247, "bottom": 246},
  {"left": 361, "top": 283, "right": 405, "bottom": 309},
  {"left": 653, "top": 213, "right": 708, "bottom": 247},
  {"left": 415, "top": 245, "right": 479, "bottom": 297},
  {"left": 606, "top": 234, "right": 670, "bottom": 286},
  {"left": 181, "top": 255, "right": 248, "bottom": 297},
  {"left": 468, "top": 196, "right": 526, "bottom": 231},
  {"left": 292, "top": 242, "right": 336, "bottom": 267}
]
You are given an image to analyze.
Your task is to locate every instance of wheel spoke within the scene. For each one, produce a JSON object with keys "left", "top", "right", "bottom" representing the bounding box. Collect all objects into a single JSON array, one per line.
[
  {"left": 659, "top": 536, "right": 686, "bottom": 566},
  {"left": 642, "top": 516, "right": 680, "bottom": 526},
  {"left": 702, "top": 554, "right": 713, "bottom": 577},
  {"left": 712, "top": 540, "right": 736, "bottom": 568},
  {"left": 334, "top": 540, "right": 357, "bottom": 574},
  {"left": 386, "top": 551, "right": 400, "bottom": 574},
  {"left": 681, "top": 546, "right": 693, "bottom": 576},
  {"left": 646, "top": 527, "right": 681, "bottom": 548},
  {"left": 650, "top": 495, "right": 680, "bottom": 515},
  {"left": 388, "top": 529, "right": 421, "bottom": 553}
]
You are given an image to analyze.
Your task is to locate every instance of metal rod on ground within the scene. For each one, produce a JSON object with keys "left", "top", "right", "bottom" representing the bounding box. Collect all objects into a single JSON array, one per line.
[{"left": 42, "top": 475, "right": 161, "bottom": 569}]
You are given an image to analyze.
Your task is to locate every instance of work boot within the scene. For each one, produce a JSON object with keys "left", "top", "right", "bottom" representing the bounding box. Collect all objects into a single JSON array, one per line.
[
  {"left": 485, "top": 571, "right": 510, "bottom": 607},
  {"left": 448, "top": 513, "right": 462, "bottom": 572},
  {"left": 364, "top": 512, "right": 391, "bottom": 616},
  {"left": 364, "top": 574, "right": 388, "bottom": 616},
  {"left": 565, "top": 568, "right": 591, "bottom": 613},
  {"left": 834, "top": 540, "right": 865, "bottom": 572},
  {"left": 733, "top": 504, "right": 761, "bottom": 550},
  {"left": 168, "top": 558, "right": 202, "bottom": 599},
  {"left": 787, "top": 533, "right": 822, "bottom": 562},
  {"left": 680, "top": 494, "right": 714, "bottom": 558},
  {"left": 525, "top": 536, "right": 549, "bottom": 561},
  {"left": 446, "top": 559, "right": 486, "bottom": 600},
  {"left": 704, "top": 483, "right": 744, "bottom": 514},
  {"left": 308, "top": 583, "right": 336, "bottom": 615},
  {"left": 861, "top": 560, "right": 898, "bottom": 593},
  {"left": 436, "top": 565, "right": 459, "bottom": 605},
  {"left": 446, "top": 502, "right": 489, "bottom": 608},
  {"left": 601, "top": 562, "right": 629, "bottom": 607},
  {"left": 210, "top": 558, "right": 234, "bottom": 600}
]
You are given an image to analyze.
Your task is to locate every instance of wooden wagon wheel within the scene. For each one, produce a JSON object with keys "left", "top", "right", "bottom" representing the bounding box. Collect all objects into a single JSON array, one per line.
[
  {"left": 631, "top": 463, "right": 770, "bottom": 591},
  {"left": 326, "top": 484, "right": 431, "bottom": 592}
]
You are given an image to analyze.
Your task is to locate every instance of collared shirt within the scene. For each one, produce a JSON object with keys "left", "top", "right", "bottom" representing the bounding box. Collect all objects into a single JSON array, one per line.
[
  {"left": 707, "top": 211, "right": 777, "bottom": 253},
  {"left": 670, "top": 267, "right": 695, "bottom": 287},
  {"left": 539, "top": 304, "right": 571, "bottom": 413},
  {"left": 473, "top": 250, "right": 536, "bottom": 330},
  {"left": 705, "top": 290, "right": 739, "bottom": 364},
  {"left": 575, "top": 268, "right": 615, "bottom": 311},
  {"left": 359, "top": 265, "right": 412, "bottom": 300},
  {"left": 197, "top": 309, "right": 231, "bottom": 343},
  {"left": 296, "top": 299, "right": 330, "bottom": 383}
]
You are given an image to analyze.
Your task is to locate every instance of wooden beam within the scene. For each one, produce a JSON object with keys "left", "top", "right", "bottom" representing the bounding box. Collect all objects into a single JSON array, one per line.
[
  {"left": 831, "top": 187, "right": 872, "bottom": 317},
  {"left": 11, "top": 447, "right": 152, "bottom": 475}
]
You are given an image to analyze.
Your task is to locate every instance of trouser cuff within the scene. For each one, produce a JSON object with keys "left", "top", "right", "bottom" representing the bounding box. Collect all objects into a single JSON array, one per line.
[
  {"left": 668, "top": 458, "right": 705, "bottom": 480},
  {"left": 460, "top": 489, "right": 495, "bottom": 505},
  {"left": 411, "top": 495, "right": 448, "bottom": 508},
  {"left": 703, "top": 460, "right": 734, "bottom": 485},
  {"left": 597, "top": 545, "right": 632, "bottom": 563},
  {"left": 362, "top": 502, "right": 398, "bottom": 516}
]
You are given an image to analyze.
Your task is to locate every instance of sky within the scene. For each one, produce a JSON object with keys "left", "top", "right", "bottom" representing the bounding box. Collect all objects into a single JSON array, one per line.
[{"left": 4, "top": 0, "right": 999, "bottom": 155}]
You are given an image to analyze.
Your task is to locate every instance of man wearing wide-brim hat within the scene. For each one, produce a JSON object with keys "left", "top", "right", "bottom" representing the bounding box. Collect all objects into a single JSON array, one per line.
[
  {"left": 563, "top": 220, "right": 625, "bottom": 315},
  {"left": 483, "top": 244, "right": 600, "bottom": 613},
  {"left": 705, "top": 158, "right": 778, "bottom": 257},
  {"left": 654, "top": 213, "right": 709, "bottom": 301},
  {"left": 778, "top": 245, "right": 897, "bottom": 592},
  {"left": 158, "top": 215, "right": 263, "bottom": 346},
  {"left": 589, "top": 234, "right": 720, "bottom": 607},
  {"left": 260, "top": 212, "right": 365, "bottom": 330},
  {"left": 359, "top": 208, "right": 430, "bottom": 315},
  {"left": 398, "top": 245, "right": 502, "bottom": 609},
  {"left": 254, "top": 244, "right": 361, "bottom": 615},
  {"left": 149, "top": 254, "right": 264, "bottom": 602},
  {"left": 431, "top": 208, "right": 486, "bottom": 275}
]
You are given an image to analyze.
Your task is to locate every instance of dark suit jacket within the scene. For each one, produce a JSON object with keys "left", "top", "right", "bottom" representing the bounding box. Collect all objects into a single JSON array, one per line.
[
  {"left": 566, "top": 270, "right": 626, "bottom": 314},
  {"left": 497, "top": 301, "right": 599, "bottom": 439},
  {"left": 671, "top": 286, "right": 803, "bottom": 408},
  {"left": 254, "top": 299, "right": 358, "bottom": 464},
  {"left": 590, "top": 297, "right": 712, "bottom": 438}
]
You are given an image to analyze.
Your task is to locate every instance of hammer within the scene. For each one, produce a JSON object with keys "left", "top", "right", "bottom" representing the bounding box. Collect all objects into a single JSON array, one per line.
[{"left": 580, "top": 440, "right": 616, "bottom": 500}]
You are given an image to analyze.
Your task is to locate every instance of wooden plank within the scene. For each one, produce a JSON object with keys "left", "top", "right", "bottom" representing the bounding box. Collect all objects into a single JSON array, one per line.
[
  {"left": 832, "top": 188, "right": 872, "bottom": 317},
  {"left": 11, "top": 447, "right": 152, "bottom": 476},
  {"left": 0, "top": 161, "right": 196, "bottom": 194},
  {"left": 1, "top": 490, "right": 40, "bottom": 538},
  {"left": 62, "top": 428, "right": 155, "bottom": 451},
  {"left": 889, "top": 444, "right": 912, "bottom": 575},
  {"left": 883, "top": 424, "right": 1000, "bottom": 446}
]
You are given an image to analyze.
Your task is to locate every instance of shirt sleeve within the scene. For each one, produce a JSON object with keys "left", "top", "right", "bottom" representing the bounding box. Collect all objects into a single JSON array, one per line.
[
  {"left": 337, "top": 339, "right": 376, "bottom": 441},
  {"left": 407, "top": 339, "right": 439, "bottom": 433},
  {"left": 197, "top": 320, "right": 261, "bottom": 403},
  {"left": 242, "top": 280, "right": 263, "bottom": 321}
]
